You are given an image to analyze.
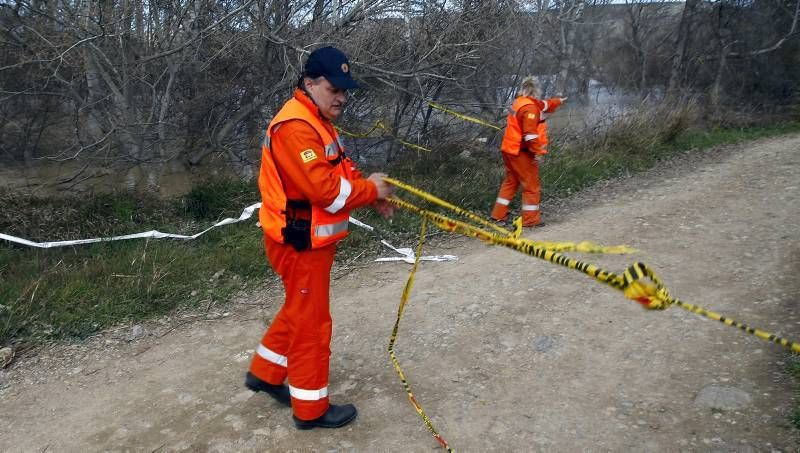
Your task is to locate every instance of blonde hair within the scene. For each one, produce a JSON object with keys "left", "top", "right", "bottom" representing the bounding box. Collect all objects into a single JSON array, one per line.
[{"left": 519, "top": 76, "right": 541, "bottom": 98}]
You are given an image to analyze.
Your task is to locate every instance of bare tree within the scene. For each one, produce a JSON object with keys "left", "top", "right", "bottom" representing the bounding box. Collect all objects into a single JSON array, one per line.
[
  {"left": 1, "top": 0, "right": 798, "bottom": 193},
  {"left": 667, "top": 0, "right": 700, "bottom": 95}
]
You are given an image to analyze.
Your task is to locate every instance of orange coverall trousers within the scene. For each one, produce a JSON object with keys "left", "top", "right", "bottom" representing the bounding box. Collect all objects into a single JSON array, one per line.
[
  {"left": 491, "top": 151, "right": 542, "bottom": 226},
  {"left": 249, "top": 235, "right": 336, "bottom": 420}
]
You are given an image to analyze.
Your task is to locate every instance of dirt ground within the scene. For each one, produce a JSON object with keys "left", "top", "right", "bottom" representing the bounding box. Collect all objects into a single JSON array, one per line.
[{"left": 1, "top": 134, "right": 799, "bottom": 452}]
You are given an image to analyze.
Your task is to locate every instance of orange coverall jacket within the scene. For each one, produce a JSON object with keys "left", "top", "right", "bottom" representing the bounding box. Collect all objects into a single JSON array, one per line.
[
  {"left": 491, "top": 95, "right": 563, "bottom": 226},
  {"left": 250, "top": 89, "right": 376, "bottom": 421}
]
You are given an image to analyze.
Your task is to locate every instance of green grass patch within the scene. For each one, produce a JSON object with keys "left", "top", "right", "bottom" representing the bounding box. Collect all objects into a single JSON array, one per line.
[
  {"left": 0, "top": 221, "right": 267, "bottom": 343},
  {"left": 789, "top": 356, "right": 800, "bottom": 429},
  {"left": 2, "top": 121, "right": 799, "bottom": 346},
  {"left": 671, "top": 122, "right": 800, "bottom": 150},
  {"left": 0, "top": 181, "right": 268, "bottom": 345}
]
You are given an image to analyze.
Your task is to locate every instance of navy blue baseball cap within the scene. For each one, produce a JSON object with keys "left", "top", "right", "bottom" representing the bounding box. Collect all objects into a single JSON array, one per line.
[{"left": 303, "top": 46, "right": 359, "bottom": 90}]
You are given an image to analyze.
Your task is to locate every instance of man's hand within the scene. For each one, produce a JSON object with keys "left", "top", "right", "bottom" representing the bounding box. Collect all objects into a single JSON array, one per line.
[
  {"left": 371, "top": 199, "right": 395, "bottom": 219},
  {"left": 367, "top": 172, "right": 393, "bottom": 199}
]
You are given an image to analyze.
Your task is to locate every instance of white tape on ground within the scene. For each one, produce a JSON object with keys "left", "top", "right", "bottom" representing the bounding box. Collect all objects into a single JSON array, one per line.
[
  {"left": 0, "top": 202, "right": 457, "bottom": 264},
  {"left": 374, "top": 239, "right": 458, "bottom": 264},
  {"left": 0, "top": 203, "right": 262, "bottom": 249}
]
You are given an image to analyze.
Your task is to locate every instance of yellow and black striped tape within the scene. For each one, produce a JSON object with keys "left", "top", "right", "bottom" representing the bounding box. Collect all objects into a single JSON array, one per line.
[
  {"left": 426, "top": 101, "right": 503, "bottom": 131},
  {"left": 387, "top": 218, "right": 452, "bottom": 451},
  {"left": 383, "top": 177, "right": 515, "bottom": 237},
  {"left": 621, "top": 262, "right": 800, "bottom": 352},
  {"left": 336, "top": 121, "right": 432, "bottom": 152},
  {"left": 385, "top": 179, "right": 800, "bottom": 354},
  {"left": 382, "top": 178, "right": 800, "bottom": 451}
]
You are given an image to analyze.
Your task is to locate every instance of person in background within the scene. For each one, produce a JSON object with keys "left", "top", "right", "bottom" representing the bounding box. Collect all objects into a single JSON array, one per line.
[
  {"left": 246, "top": 46, "right": 393, "bottom": 430},
  {"left": 491, "top": 76, "right": 566, "bottom": 227}
]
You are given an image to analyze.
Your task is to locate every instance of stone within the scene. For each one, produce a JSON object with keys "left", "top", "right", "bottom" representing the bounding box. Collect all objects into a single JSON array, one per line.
[
  {"left": 531, "top": 336, "right": 555, "bottom": 353},
  {"left": 694, "top": 385, "right": 752, "bottom": 410},
  {"left": 0, "top": 347, "right": 13, "bottom": 368},
  {"left": 130, "top": 325, "right": 145, "bottom": 341}
]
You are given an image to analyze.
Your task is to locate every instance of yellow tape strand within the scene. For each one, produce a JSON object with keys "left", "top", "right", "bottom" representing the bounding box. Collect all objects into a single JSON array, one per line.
[
  {"left": 383, "top": 197, "right": 632, "bottom": 451},
  {"left": 336, "top": 121, "right": 432, "bottom": 152},
  {"left": 336, "top": 121, "right": 383, "bottom": 139},
  {"left": 384, "top": 177, "right": 635, "bottom": 254},
  {"left": 389, "top": 197, "right": 629, "bottom": 283},
  {"left": 383, "top": 177, "right": 516, "bottom": 238},
  {"left": 387, "top": 218, "right": 453, "bottom": 451},
  {"left": 426, "top": 101, "right": 503, "bottom": 131},
  {"left": 384, "top": 183, "right": 800, "bottom": 354},
  {"left": 620, "top": 262, "right": 800, "bottom": 353},
  {"left": 379, "top": 179, "right": 800, "bottom": 450}
]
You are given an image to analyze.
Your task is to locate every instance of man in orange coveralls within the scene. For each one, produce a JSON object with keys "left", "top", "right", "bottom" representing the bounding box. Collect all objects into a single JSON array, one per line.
[
  {"left": 245, "top": 46, "right": 393, "bottom": 430},
  {"left": 491, "top": 76, "right": 566, "bottom": 227}
]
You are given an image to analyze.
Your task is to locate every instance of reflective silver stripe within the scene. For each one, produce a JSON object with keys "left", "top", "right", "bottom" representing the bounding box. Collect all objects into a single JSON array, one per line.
[
  {"left": 324, "top": 142, "right": 338, "bottom": 158},
  {"left": 263, "top": 135, "right": 270, "bottom": 149},
  {"left": 336, "top": 136, "right": 344, "bottom": 150},
  {"left": 542, "top": 100, "right": 549, "bottom": 111},
  {"left": 522, "top": 204, "right": 539, "bottom": 211},
  {"left": 289, "top": 384, "right": 328, "bottom": 401},
  {"left": 257, "top": 344, "right": 287, "bottom": 367},
  {"left": 315, "top": 220, "right": 349, "bottom": 237},
  {"left": 523, "top": 134, "right": 539, "bottom": 141},
  {"left": 324, "top": 177, "right": 352, "bottom": 214},
  {"left": 496, "top": 197, "right": 511, "bottom": 206}
]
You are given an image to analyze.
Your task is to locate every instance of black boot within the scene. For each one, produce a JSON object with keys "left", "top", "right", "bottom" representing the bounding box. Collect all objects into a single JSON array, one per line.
[
  {"left": 293, "top": 404, "right": 358, "bottom": 430},
  {"left": 244, "top": 372, "right": 291, "bottom": 407}
]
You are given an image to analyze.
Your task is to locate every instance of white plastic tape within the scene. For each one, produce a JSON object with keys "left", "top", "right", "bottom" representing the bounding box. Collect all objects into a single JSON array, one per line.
[
  {"left": 0, "top": 203, "right": 262, "bottom": 249},
  {"left": 347, "top": 216, "right": 375, "bottom": 231},
  {"left": 0, "top": 203, "right": 457, "bottom": 265},
  {"left": 347, "top": 220, "right": 457, "bottom": 264},
  {"left": 373, "top": 239, "right": 458, "bottom": 264}
]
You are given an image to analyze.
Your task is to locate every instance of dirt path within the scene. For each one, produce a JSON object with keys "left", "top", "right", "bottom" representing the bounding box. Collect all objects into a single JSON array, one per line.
[{"left": 2, "top": 135, "right": 799, "bottom": 452}]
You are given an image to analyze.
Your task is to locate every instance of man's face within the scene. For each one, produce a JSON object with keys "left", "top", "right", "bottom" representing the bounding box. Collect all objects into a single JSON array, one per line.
[{"left": 305, "top": 77, "right": 347, "bottom": 120}]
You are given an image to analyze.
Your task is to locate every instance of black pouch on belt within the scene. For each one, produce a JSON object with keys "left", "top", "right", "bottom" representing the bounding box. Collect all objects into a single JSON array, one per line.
[{"left": 282, "top": 199, "right": 312, "bottom": 251}]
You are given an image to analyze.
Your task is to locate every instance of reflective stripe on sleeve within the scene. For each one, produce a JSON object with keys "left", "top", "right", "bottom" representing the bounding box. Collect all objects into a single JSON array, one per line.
[
  {"left": 315, "top": 220, "right": 349, "bottom": 237},
  {"left": 522, "top": 204, "right": 540, "bottom": 211},
  {"left": 289, "top": 385, "right": 329, "bottom": 401},
  {"left": 523, "top": 134, "right": 539, "bottom": 141},
  {"left": 324, "top": 142, "right": 338, "bottom": 158},
  {"left": 324, "top": 177, "right": 352, "bottom": 214},
  {"left": 257, "top": 344, "right": 287, "bottom": 367},
  {"left": 496, "top": 197, "right": 511, "bottom": 206},
  {"left": 542, "top": 100, "right": 549, "bottom": 111}
]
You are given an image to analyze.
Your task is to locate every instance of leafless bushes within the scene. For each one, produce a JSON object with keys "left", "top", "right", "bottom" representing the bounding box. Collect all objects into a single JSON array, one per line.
[
  {"left": 564, "top": 97, "right": 699, "bottom": 159},
  {"left": 1, "top": 0, "right": 797, "bottom": 194}
]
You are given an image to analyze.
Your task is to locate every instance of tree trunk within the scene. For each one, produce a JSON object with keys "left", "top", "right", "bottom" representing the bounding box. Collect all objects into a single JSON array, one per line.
[
  {"left": 667, "top": 0, "right": 700, "bottom": 96},
  {"left": 554, "top": 0, "right": 585, "bottom": 96},
  {"left": 710, "top": 44, "right": 729, "bottom": 114}
]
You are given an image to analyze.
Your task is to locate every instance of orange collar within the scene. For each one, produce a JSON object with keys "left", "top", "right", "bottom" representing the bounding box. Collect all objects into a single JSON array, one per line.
[
  {"left": 293, "top": 88, "right": 338, "bottom": 135},
  {"left": 293, "top": 88, "right": 325, "bottom": 122}
]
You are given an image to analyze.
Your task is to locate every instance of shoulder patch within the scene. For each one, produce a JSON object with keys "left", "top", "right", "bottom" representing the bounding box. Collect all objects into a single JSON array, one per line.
[
  {"left": 300, "top": 149, "right": 318, "bottom": 163},
  {"left": 527, "top": 113, "right": 536, "bottom": 119}
]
